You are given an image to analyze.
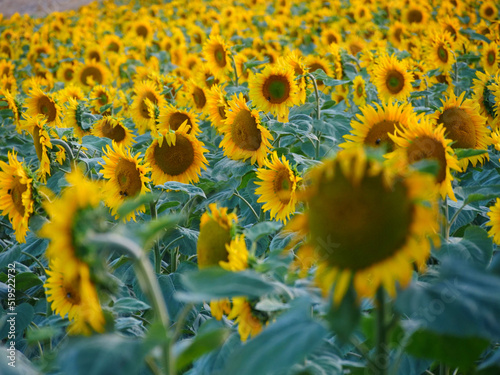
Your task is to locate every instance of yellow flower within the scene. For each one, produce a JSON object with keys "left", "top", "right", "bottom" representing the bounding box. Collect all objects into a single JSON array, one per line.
[
  {"left": 25, "top": 87, "right": 62, "bottom": 127},
  {"left": 130, "top": 80, "right": 165, "bottom": 134},
  {"left": 482, "top": 42, "right": 499, "bottom": 75},
  {"left": 197, "top": 203, "right": 238, "bottom": 269},
  {"left": 99, "top": 143, "right": 151, "bottom": 221},
  {"left": 64, "top": 97, "right": 91, "bottom": 141},
  {"left": 45, "top": 258, "right": 105, "bottom": 335},
  {"left": 145, "top": 122, "right": 208, "bottom": 185},
  {"left": 255, "top": 152, "right": 301, "bottom": 224},
  {"left": 219, "top": 93, "right": 273, "bottom": 167},
  {"left": 487, "top": 198, "right": 500, "bottom": 245},
  {"left": 426, "top": 31, "right": 455, "bottom": 73},
  {"left": 288, "top": 147, "right": 438, "bottom": 303},
  {"left": 479, "top": 1, "right": 498, "bottom": 21},
  {"left": 0, "top": 151, "right": 34, "bottom": 243},
  {"left": 352, "top": 76, "right": 367, "bottom": 107},
  {"left": 283, "top": 50, "right": 308, "bottom": 105},
  {"left": 158, "top": 103, "right": 200, "bottom": 135},
  {"left": 89, "top": 85, "right": 116, "bottom": 114},
  {"left": 388, "top": 117, "right": 461, "bottom": 201},
  {"left": 205, "top": 85, "right": 228, "bottom": 132},
  {"left": 203, "top": 35, "right": 231, "bottom": 79},
  {"left": 92, "top": 116, "right": 135, "bottom": 148},
  {"left": 219, "top": 235, "right": 248, "bottom": 272},
  {"left": 227, "top": 297, "right": 262, "bottom": 342},
  {"left": 341, "top": 101, "right": 419, "bottom": 151},
  {"left": 432, "top": 92, "right": 490, "bottom": 170},
  {"left": 75, "top": 60, "right": 110, "bottom": 90},
  {"left": 371, "top": 54, "right": 414, "bottom": 103},
  {"left": 249, "top": 63, "right": 298, "bottom": 123},
  {"left": 21, "top": 115, "right": 53, "bottom": 183},
  {"left": 471, "top": 71, "right": 497, "bottom": 129}
]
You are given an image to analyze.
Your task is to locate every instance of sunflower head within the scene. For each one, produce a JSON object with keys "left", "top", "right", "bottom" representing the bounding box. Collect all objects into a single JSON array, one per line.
[
  {"left": 371, "top": 54, "right": 414, "bottom": 103},
  {"left": 203, "top": 35, "right": 231, "bottom": 79},
  {"left": 197, "top": 203, "right": 238, "bottom": 269},
  {"left": 288, "top": 147, "right": 438, "bottom": 303},
  {"left": 130, "top": 80, "right": 164, "bottom": 134},
  {"left": 92, "top": 116, "right": 135, "bottom": 148},
  {"left": 158, "top": 103, "right": 200, "bottom": 135},
  {"left": 487, "top": 198, "right": 500, "bottom": 245},
  {"left": 26, "top": 87, "right": 62, "bottom": 127}
]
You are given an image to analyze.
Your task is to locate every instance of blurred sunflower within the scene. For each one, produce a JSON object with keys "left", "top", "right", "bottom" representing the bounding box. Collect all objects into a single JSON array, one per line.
[
  {"left": 0, "top": 89, "right": 21, "bottom": 128},
  {"left": 92, "top": 116, "right": 135, "bottom": 148},
  {"left": 482, "top": 42, "right": 499, "bottom": 75},
  {"left": 433, "top": 92, "right": 490, "bottom": 169},
  {"left": 187, "top": 80, "right": 208, "bottom": 115},
  {"left": 352, "top": 76, "right": 367, "bottom": 106},
  {"left": 371, "top": 54, "right": 413, "bottom": 103},
  {"left": 206, "top": 85, "right": 228, "bottom": 132},
  {"left": 255, "top": 151, "right": 301, "bottom": 224},
  {"left": 203, "top": 35, "right": 231, "bottom": 79},
  {"left": 249, "top": 63, "right": 298, "bottom": 123},
  {"left": 479, "top": 1, "right": 498, "bottom": 22},
  {"left": 75, "top": 60, "right": 109, "bottom": 90},
  {"left": 56, "top": 84, "right": 85, "bottom": 104},
  {"left": 197, "top": 203, "right": 238, "bottom": 321},
  {"left": 284, "top": 50, "right": 308, "bottom": 105},
  {"left": 220, "top": 93, "right": 273, "bottom": 166},
  {"left": 21, "top": 114, "right": 53, "bottom": 182},
  {"left": 487, "top": 198, "right": 500, "bottom": 245},
  {"left": 158, "top": 103, "right": 200, "bottom": 135},
  {"left": 145, "top": 122, "right": 208, "bottom": 185},
  {"left": 26, "top": 87, "right": 62, "bottom": 127},
  {"left": 341, "top": 101, "right": 418, "bottom": 151},
  {"left": 402, "top": 3, "right": 429, "bottom": 29},
  {"left": 305, "top": 55, "right": 333, "bottom": 91},
  {"left": 45, "top": 258, "right": 105, "bottom": 335},
  {"left": 65, "top": 97, "right": 91, "bottom": 141},
  {"left": 287, "top": 147, "right": 438, "bottom": 303},
  {"left": 427, "top": 31, "right": 455, "bottom": 72},
  {"left": 130, "top": 81, "right": 164, "bottom": 134},
  {"left": 471, "top": 71, "right": 497, "bottom": 129},
  {"left": 99, "top": 143, "right": 151, "bottom": 221},
  {"left": 89, "top": 85, "right": 116, "bottom": 114},
  {"left": 388, "top": 118, "right": 461, "bottom": 201},
  {"left": 0, "top": 151, "right": 34, "bottom": 243},
  {"left": 39, "top": 169, "right": 103, "bottom": 279}
]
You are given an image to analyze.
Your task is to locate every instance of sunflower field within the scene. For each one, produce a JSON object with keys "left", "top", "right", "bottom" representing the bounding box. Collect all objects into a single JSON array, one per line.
[{"left": 1, "top": 0, "right": 500, "bottom": 374}]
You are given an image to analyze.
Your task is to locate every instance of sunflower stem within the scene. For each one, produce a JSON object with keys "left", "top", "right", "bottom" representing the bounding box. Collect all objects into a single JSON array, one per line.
[
  {"left": 230, "top": 52, "right": 239, "bottom": 87},
  {"left": 441, "top": 197, "right": 450, "bottom": 241},
  {"left": 88, "top": 232, "right": 173, "bottom": 375},
  {"left": 375, "top": 287, "right": 388, "bottom": 375},
  {"left": 21, "top": 251, "right": 47, "bottom": 277},
  {"left": 150, "top": 200, "right": 162, "bottom": 274},
  {"left": 306, "top": 73, "right": 321, "bottom": 120},
  {"left": 450, "top": 49, "right": 458, "bottom": 96},
  {"left": 233, "top": 190, "right": 259, "bottom": 221},
  {"left": 170, "top": 246, "right": 179, "bottom": 273}
]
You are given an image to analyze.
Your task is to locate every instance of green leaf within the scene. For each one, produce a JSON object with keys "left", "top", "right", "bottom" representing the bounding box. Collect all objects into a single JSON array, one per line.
[
  {"left": 462, "top": 185, "right": 500, "bottom": 204},
  {"left": 0, "top": 246, "right": 20, "bottom": 269},
  {"left": 27, "top": 326, "right": 59, "bottom": 343},
  {"left": 116, "top": 192, "right": 160, "bottom": 218},
  {"left": 324, "top": 283, "right": 360, "bottom": 342},
  {"left": 175, "top": 327, "right": 231, "bottom": 370},
  {"left": 460, "top": 28, "right": 491, "bottom": 43},
  {"left": 177, "top": 268, "right": 276, "bottom": 302},
  {"left": 14, "top": 273, "right": 43, "bottom": 291},
  {"left": 454, "top": 148, "right": 488, "bottom": 160},
  {"left": 112, "top": 297, "right": 151, "bottom": 313},
  {"left": 222, "top": 303, "right": 327, "bottom": 375},
  {"left": 406, "top": 330, "right": 489, "bottom": 369},
  {"left": 137, "top": 213, "right": 181, "bottom": 244},
  {"left": 244, "top": 221, "right": 282, "bottom": 243},
  {"left": 0, "top": 303, "right": 35, "bottom": 341},
  {"left": 411, "top": 159, "right": 439, "bottom": 177},
  {"left": 156, "top": 181, "right": 206, "bottom": 199}
]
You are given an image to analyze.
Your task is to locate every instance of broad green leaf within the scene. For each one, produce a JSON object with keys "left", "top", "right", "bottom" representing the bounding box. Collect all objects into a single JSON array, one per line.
[
  {"left": 112, "top": 297, "right": 151, "bottom": 313},
  {"left": 454, "top": 148, "right": 488, "bottom": 160},
  {"left": 244, "top": 221, "right": 282, "bottom": 243},
  {"left": 155, "top": 181, "right": 206, "bottom": 198},
  {"left": 14, "top": 273, "right": 43, "bottom": 291},
  {"left": 116, "top": 192, "right": 160, "bottom": 218}
]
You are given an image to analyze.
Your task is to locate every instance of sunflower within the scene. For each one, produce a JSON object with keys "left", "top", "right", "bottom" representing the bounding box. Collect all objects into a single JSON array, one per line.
[
  {"left": 402, "top": 3, "right": 430, "bottom": 29},
  {"left": 352, "top": 76, "right": 367, "bottom": 107},
  {"left": 102, "top": 34, "right": 124, "bottom": 54},
  {"left": 130, "top": 81, "right": 164, "bottom": 134},
  {"left": 371, "top": 54, "right": 414, "bottom": 103},
  {"left": 482, "top": 42, "right": 499, "bottom": 75},
  {"left": 185, "top": 80, "right": 209, "bottom": 115},
  {"left": 479, "top": 1, "right": 498, "bottom": 22},
  {"left": 388, "top": 21, "right": 407, "bottom": 48},
  {"left": 341, "top": 101, "right": 419, "bottom": 151},
  {"left": 56, "top": 84, "right": 85, "bottom": 104},
  {"left": 197, "top": 203, "right": 238, "bottom": 269},
  {"left": 255, "top": 151, "right": 301, "bottom": 224},
  {"left": 39, "top": 169, "right": 103, "bottom": 280},
  {"left": 220, "top": 93, "right": 273, "bottom": 167},
  {"left": 321, "top": 28, "right": 342, "bottom": 46},
  {"left": 75, "top": 60, "right": 109, "bottom": 90},
  {"left": 92, "top": 116, "right": 135, "bottom": 148},
  {"left": 25, "top": 87, "right": 62, "bottom": 127},
  {"left": 45, "top": 258, "right": 105, "bottom": 335},
  {"left": 99, "top": 143, "right": 151, "bottom": 221},
  {"left": 284, "top": 50, "right": 308, "bottom": 105},
  {"left": 21, "top": 114, "right": 53, "bottom": 182},
  {"left": 0, "top": 151, "right": 34, "bottom": 243},
  {"left": 388, "top": 117, "right": 461, "bottom": 201},
  {"left": 158, "top": 103, "right": 200, "bottom": 135},
  {"left": 234, "top": 53, "right": 252, "bottom": 84},
  {"left": 287, "top": 147, "right": 438, "bottom": 303},
  {"left": 305, "top": 55, "right": 334, "bottom": 90},
  {"left": 249, "top": 63, "right": 298, "bottom": 123},
  {"left": 427, "top": 31, "right": 455, "bottom": 72},
  {"left": 89, "top": 85, "right": 116, "bottom": 114},
  {"left": 205, "top": 85, "right": 228, "bottom": 132},
  {"left": 432, "top": 92, "right": 490, "bottom": 169},
  {"left": 203, "top": 35, "right": 231, "bottom": 80},
  {"left": 471, "top": 71, "right": 497, "bottom": 129},
  {"left": 0, "top": 89, "right": 21, "bottom": 128},
  {"left": 145, "top": 122, "right": 208, "bottom": 185},
  {"left": 487, "top": 198, "right": 500, "bottom": 245},
  {"left": 65, "top": 97, "right": 91, "bottom": 141}
]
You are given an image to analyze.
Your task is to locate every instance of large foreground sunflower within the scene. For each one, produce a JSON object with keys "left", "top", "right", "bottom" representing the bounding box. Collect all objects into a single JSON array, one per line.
[
  {"left": 341, "top": 101, "right": 419, "bottom": 151},
  {"left": 255, "top": 152, "right": 301, "bottom": 224},
  {"left": 99, "top": 143, "right": 151, "bottom": 221},
  {"left": 45, "top": 258, "right": 105, "bottom": 335},
  {"left": 371, "top": 54, "right": 414, "bottom": 103},
  {"left": 220, "top": 94, "right": 273, "bottom": 167},
  {"left": 388, "top": 118, "right": 461, "bottom": 201},
  {"left": 145, "top": 122, "right": 208, "bottom": 185},
  {"left": 432, "top": 92, "right": 489, "bottom": 169},
  {"left": 0, "top": 151, "right": 34, "bottom": 243},
  {"left": 249, "top": 63, "right": 298, "bottom": 123},
  {"left": 287, "top": 147, "right": 438, "bottom": 303}
]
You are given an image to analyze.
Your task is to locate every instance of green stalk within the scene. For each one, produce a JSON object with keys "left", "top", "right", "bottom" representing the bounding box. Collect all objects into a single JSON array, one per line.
[
  {"left": 230, "top": 52, "right": 239, "bottom": 87},
  {"left": 375, "top": 287, "right": 388, "bottom": 375},
  {"left": 233, "top": 190, "right": 259, "bottom": 221},
  {"left": 150, "top": 200, "right": 162, "bottom": 274},
  {"left": 306, "top": 73, "right": 321, "bottom": 120}
]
